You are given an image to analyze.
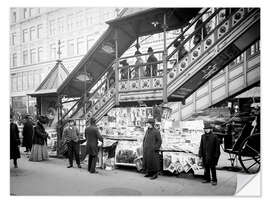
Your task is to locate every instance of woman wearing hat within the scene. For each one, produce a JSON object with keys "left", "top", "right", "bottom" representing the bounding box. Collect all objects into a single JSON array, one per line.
[
  {"left": 120, "top": 60, "right": 130, "bottom": 80},
  {"left": 29, "top": 115, "right": 50, "bottom": 162},
  {"left": 10, "top": 115, "right": 21, "bottom": 168},
  {"left": 198, "top": 122, "right": 220, "bottom": 186},
  {"left": 142, "top": 118, "right": 162, "bottom": 180},
  {"left": 132, "top": 50, "right": 144, "bottom": 79}
]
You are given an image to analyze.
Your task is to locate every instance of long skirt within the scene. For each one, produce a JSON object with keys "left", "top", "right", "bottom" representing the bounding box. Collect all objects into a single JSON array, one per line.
[{"left": 29, "top": 144, "right": 49, "bottom": 162}]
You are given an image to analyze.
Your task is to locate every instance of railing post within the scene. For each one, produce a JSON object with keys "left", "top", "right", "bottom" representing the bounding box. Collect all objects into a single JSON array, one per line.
[
  {"left": 114, "top": 30, "right": 119, "bottom": 106},
  {"left": 162, "top": 13, "right": 168, "bottom": 104}
]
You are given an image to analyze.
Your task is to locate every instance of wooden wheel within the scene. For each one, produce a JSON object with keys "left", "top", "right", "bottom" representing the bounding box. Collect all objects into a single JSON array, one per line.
[{"left": 238, "top": 134, "right": 260, "bottom": 174}]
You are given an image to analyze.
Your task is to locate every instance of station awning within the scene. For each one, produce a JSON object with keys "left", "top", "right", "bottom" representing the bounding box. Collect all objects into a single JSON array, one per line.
[{"left": 56, "top": 8, "right": 201, "bottom": 98}]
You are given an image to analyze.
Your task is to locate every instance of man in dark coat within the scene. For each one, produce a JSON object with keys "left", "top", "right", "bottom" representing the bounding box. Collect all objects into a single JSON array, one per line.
[
  {"left": 146, "top": 47, "right": 158, "bottom": 77},
  {"left": 143, "top": 118, "right": 162, "bottom": 180},
  {"left": 85, "top": 117, "right": 103, "bottom": 173},
  {"left": 22, "top": 115, "right": 33, "bottom": 152},
  {"left": 10, "top": 116, "right": 21, "bottom": 168},
  {"left": 199, "top": 123, "right": 220, "bottom": 185},
  {"left": 62, "top": 119, "right": 81, "bottom": 168}
]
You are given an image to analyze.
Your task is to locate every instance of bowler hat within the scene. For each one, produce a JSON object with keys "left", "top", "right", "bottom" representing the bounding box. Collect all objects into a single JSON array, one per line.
[
  {"left": 134, "top": 50, "right": 142, "bottom": 55},
  {"left": 204, "top": 122, "right": 212, "bottom": 129},
  {"left": 147, "top": 47, "right": 153, "bottom": 52},
  {"left": 38, "top": 115, "right": 49, "bottom": 124},
  {"left": 89, "top": 117, "right": 96, "bottom": 124},
  {"left": 146, "top": 118, "right": 155, "bottom": 124},
  {"left": 67, "top": 118, "right": 75, "bottom": 123},
  {"left": 120, "top": 60, "right": 128, "bottom": 65}
]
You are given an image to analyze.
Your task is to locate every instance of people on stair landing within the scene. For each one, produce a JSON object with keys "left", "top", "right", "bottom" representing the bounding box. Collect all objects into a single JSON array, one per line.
[
  {"left": 132, "top": 50, "right": 145, "bottom": 79},
  {"left": 146, "top": 47, "right": 158, "bottom": 77}
]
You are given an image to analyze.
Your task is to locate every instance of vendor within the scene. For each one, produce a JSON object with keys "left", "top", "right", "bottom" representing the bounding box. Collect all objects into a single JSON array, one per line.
[{"left": 142, "top": 118, "right": 162, "bottom": 180}]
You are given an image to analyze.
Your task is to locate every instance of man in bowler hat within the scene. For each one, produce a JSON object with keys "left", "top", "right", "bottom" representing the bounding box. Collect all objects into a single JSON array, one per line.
[
  {"left": 143, "top": 118, "right": 162, "bottom": 180},
  {"left": 85, "top": 117, "right": 103, "bottom": 173},
  {"left": 199, "top": 122, "right": 220, "bottom": 185}
]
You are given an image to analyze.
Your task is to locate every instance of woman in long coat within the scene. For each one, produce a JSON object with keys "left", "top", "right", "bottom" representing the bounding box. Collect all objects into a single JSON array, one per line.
[
  {"left": 143, "top": 118, "right": 162, "bottom": 180},
  {"left": 29, "top": 116, "right": 49, "bottom": 162},
  {"left": 10, "top": 116, "right": 21, "bottom": 168}
]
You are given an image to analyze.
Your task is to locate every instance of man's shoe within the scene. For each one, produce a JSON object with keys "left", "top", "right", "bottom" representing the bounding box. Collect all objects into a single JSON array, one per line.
[
  {"left": 90, "top": 171, "right": 98, "bottom": 174},
  {"left": 67, "top": 165, "right": 73, "bottom": 168},
  {"left": 202, "top": 180, "right": 211, "bottom": 183},
  {"left": 212, "top": 181, "right": 217, "bottom": 186},
  {"left": 14, "top": 164, "right": 18, "bottom": 168},
  {"left": 77, "top": 165, "right": 82, "bottom": 168},
  {"left": 150, "top": 174, "right": 158, "bottom": 180},
  {"left": 144, "top": 174, "right": 151, "bottom": 177}
]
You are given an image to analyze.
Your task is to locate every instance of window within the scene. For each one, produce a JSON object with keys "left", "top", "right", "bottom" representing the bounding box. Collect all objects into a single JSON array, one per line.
[
  {"left": 22, "top": 29, "right": 28, "bottom": 42},
  {"left": 49, "top": 20, "right": 56, "bottom": 36},
  {"left": 17, "top": 72, "right": 23, "bottom": 92},
  {"left": 67, "top": 14, "right": 74, "bottom": 31},
  {"left": 67, "top": 40, "right": 74, "bottom": 56},
  {"left": 87, "top": 35, "right": 94, "bottom": 50},
  {"left": 50, "top": 43, "right": 56, "bottom": 59},
  {"left": 59, "top": 41, "right": 65, "bottom": 58},
  {"left": 30, "top": 49, "right": 36, "bottom": 64},
  {"left": 23, "top": 8, "right": 28, "bottom": 19},
  {"left": 37, "top": 47, "right": 43, "bottom": 62},
  {"left": 30, "top": 27, "right": 35, "bottom": 41},
  {"left": 12, "top": 10, "right": 16, "bottom": 23},
  {"left": 11, "top": 33, "right": 16, "bottom": 45},
  {"left": 23, "top": 50, "right": 28, "bottom": 65},
  {"left": 28, "top": 71, "right": 34, "bottom": 90},
  {"left": 12, "top": 53, "right": 17, "bottom": 67},
  {"left": 11, "top": 74, "right": 17, "bottom": 92},
  {"left": 29, "top": 8, "right": 34, "bottom": 17},
  {"left": 77, "top": 37, "right": 85, "bottom": 55},
  {"left": 76, "top": 11, "right": 84, "bottom": 28},
  {"left": 34, "top": 70, "right": 41, "bottom": 88},
  {"left": 250, "top": 45, "right": 255, "bottom": 56},
  {"left": 37, "top": 24, "right": 42, "bottom": 39},
  {"left": 23, "top": 72, "right": 28, "bottom": 90},
  {"left": 58, "top": 17, "right": 65, "bottom": 33}
]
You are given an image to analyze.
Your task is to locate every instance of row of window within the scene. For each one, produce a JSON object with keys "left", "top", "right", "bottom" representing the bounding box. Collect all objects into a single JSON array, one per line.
[
  {"left": 11, "top": 34, "right": 97, "bottom": 67},
  {"left": 11, "top": 24, "right": 43, "bottom": 45},
  {"left": 11, "top": 8, "right": 41, "bottom": 24},
  {"left": 11, "top": 70, "right": 41, "bottom": 92}
]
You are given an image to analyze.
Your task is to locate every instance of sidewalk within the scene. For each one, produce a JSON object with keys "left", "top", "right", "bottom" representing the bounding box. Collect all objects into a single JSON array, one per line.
[{"left": 10, "top": 154, "right": 237, "bottom": 196}]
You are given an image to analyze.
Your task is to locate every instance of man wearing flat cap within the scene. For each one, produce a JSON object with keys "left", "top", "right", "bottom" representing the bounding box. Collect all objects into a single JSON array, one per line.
[
  {"left": 62, "top": 119, "right": 81, "bottom": 168},
  {"left": 199, "top": 122, "right": 220, "bottom": 185},
  {"left": 142, "top": 118, "right": 162, "bottom": 180}
]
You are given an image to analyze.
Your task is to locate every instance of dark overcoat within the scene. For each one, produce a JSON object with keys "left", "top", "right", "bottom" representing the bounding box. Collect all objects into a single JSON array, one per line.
[
  {"left": 85, "top": 125, "right": 103, "bottom": 156},
  {"left": 22, "top": 120, "right": 33, "bottom": 148},
  {"left": 199, "top": 133, "right": 220, "bottom": 167},
  {"left": 143, "top": 127, "right": 162, "bottom": 173},
  {"left": 32, "top": 122, "right": 48, "bottom": 145},
  {"left": 10, "top": 122, "right": 21, "bottom": 159}
]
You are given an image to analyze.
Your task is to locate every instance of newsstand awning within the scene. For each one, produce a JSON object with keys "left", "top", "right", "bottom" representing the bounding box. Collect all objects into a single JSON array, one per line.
[
  {"left": 28, "top": 60, "right": 69, "bottom": 97},
  {"left": 56, "top": 8, "right": 201, "bottom": 98}
]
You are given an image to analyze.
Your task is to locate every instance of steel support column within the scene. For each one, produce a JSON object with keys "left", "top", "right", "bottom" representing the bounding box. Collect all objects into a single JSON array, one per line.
[
  {"left": 243, "top": 51, "right": 248, "bottom": 87},
  {"left": 114, "top": 30, "right": 119, "bottom": 106},
  {"left": 162, "top": 13, "right": 168, "bottom": 104}
]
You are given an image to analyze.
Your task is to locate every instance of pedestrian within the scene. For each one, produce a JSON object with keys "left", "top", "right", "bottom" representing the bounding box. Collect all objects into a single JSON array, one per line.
[
  {"left": 29, "top": 115, "right": 50, "bottom": 162},
  {"left": 120, "top": 60, "right": 130, "bottom": 80},
  {"left": 173, "top": 36, "right": 188, "bottom": 63},
  {"left": 146, "top": 47, "right": 158, "bottom": 77},
  {"left": 22, "top": 115, "right": 33, "bottom": 153},
  {"left": 62, "top": 119, "right": 81, "bottom": 168},
  {"left": 132, "top": 50, "right": 144, "bottom": 79},
  {"left": 85, "top": 117, "right": 103, "bottom": 173},
  {"left": 10, "top": 115, "right": 21, "bottom": 168},
  {"left": 193, "top": 18, "right": 207, "bottom": 46},
  {"left": 142, "top": 118, "right": 162, "bottom": 180},
  {"left": 199, "top": 122, "right": 221, "bottom": 186}
]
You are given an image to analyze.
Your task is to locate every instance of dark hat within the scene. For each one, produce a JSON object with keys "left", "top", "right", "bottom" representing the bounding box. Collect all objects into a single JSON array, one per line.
[
  {"left": 89, "top": 117, "right": 96, "bottom": 124},
  {"left": 146, "top": 118, "right": 155, "bottom": 124},
  {"left": 120, "top": 60, "right": 128, "bottom": 65},
  {"left": 147, "top": 47, "right": 154, "bottom": 52},
  {"left": 134, "top": 50, "right": 142, "bottom": 55},
  {"left": 204, "top": 122, "right": 212, "bottom": 129},
  {"left": 67, "top": 118, "right": 75, "bottom": 123},
  {"left": 38, "top": 115, "right": 49, "bottom": 124}
]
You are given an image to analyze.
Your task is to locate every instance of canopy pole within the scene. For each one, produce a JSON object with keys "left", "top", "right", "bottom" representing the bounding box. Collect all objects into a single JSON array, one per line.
[
  {"left": 162, "top": 13, "right": 168, "bottom": 104},
  {"left": 83, "top": 65, "right": 87, "bottom": 118},
  {"left": 114, "top": 30, "right": 119, "bottom": 106}
]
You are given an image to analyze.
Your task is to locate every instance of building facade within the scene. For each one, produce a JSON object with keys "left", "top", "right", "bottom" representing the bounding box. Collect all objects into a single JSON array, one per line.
[{"left": 10, "top": 7, "right": 120, "bottom": 116}]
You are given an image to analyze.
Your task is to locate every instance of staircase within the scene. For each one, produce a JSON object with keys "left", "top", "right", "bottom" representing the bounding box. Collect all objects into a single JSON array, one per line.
[{"left": 64, "top": 8, "right": 260, "bottom": 124}]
